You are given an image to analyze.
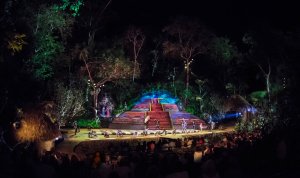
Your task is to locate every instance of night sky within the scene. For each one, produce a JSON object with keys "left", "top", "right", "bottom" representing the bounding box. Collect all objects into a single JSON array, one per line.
[
  {"left": 101, "top": 0, "right": 298, "bottom": 90},
  {"left": 111, "top": 0, "right": 300, "bottom": 37}
]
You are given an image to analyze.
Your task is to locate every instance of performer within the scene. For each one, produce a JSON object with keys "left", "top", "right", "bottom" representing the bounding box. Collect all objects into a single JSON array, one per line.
[
  {"left": 143, "top": 128, "right": 148, "bottom": 136},
  {"left": 144, "top": 115, "right": 150, "bottom": 132},
  {"left": 200, "top": 122, "right": 203, "bottom": 132},
  {"left": 155, "top": 130, "right": 160, "bottom": 136},
  {"left": 155, "top": 119, "right": 160, "bottom": 130},
  {"left": 117, "top": 130, "right": 123, "bottom": 137},
  {"left": 211, "top": 121, "right": 215, "bottom": 130},
  {"left": 104, "top": 130, "right": 109, "bottom": 138},
  {"left": 172, "top": 129, "right": 177, "bottom": 135},
  {"left": 162, "top": 129, "right": 167, "bottom": 135},
  {"left": 182, "top": 119, "right": 187, "bottom": 133},
  {"left": 89, "top": 130, "right": 97, "bottom": 138},
  {"left": 73, "top": 121, "right": 78, "bottom": 135},
  {"left": 192, "top": 121, "right": 196, "bottom": 130}
]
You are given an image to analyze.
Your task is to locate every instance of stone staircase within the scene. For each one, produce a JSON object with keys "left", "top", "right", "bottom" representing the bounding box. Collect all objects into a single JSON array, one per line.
[{"left": 146, "top": 103, "right": 172, "bottom": 130}]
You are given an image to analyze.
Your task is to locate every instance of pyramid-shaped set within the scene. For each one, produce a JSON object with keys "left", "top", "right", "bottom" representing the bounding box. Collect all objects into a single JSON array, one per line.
[{"left": 109, "top": 98, "right": 207, "bottom": 130}]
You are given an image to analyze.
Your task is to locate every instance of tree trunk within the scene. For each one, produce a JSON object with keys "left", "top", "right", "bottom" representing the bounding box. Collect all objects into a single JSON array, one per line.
[
  {"left": 257, "top": 61, "right": 271, "bottom": 115},
  {"left": 266, "top": 74, "right": 271, "bottom": 104},
  {"left": 266, "top": 73, "right": 271, "bottom": 115},
  {"left": 186, "top": 61, "right": 190, "bottom": 91},
  {"left": 133, "top": 59, "right": 137, "bottom": 82},
  {"left": 198, "top": 86, "right": 202, "bottom": 113},
  {"left": 88, "top": 30, "right": 96, "bottom": 53},
  {"left": 93, "top": 88, "right": 100, "bottom": 119},
  {"left": 184, "top": 59, "right": 190, "bottom": 106}
]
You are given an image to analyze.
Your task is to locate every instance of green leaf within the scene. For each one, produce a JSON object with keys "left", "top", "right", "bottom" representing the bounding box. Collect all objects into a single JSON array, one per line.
[{"left": 250, "top": 91, "right": 267, "bottom": 101}]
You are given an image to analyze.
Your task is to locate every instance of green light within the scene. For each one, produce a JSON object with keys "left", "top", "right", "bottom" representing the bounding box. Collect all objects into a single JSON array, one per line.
[{"left": 54, "top": 0, "right": 84, "bottom": 17}]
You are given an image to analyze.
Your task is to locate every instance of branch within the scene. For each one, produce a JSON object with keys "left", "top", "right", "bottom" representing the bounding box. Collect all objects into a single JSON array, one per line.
[
  {"left": 180, "top": 53, "right": 189, "bottom": 61},
  {"left": 133, "top": 40, "right": 137, "bottom": 60},
  {"left": 186, "top": 35, "right": 193, "bottom": 48},
  {"left": 178, "top": 31, "right": 182, "bottom": 44},
  {"left": 87, "top": 61, "right": 106, "bottom": 64},
  {"left": 257, "top": 63, "right": 267, "bottom": 77},
  {"left": 188, "top": 48, "right": 193, "bottom": 59},
  {"left": 92, "top": 0, "right": 112, "bottom": 29},
  {"left": 96, "top": 78, "right": 110, "bottom": 87},
  {"left": 135, "top": 36, "right": 145, "bottom": 58},
  {"left": 192, "top": 50, "right": 203, "bottom": 58},
  {"left": 267, "top": 58, "right": 271, "bottom": 76},
  {"left": 83, "top": 56, "right": 94, "bottom": 82},
  {"left": 34, "top": 9, "right": 41, "bottom": 34}
]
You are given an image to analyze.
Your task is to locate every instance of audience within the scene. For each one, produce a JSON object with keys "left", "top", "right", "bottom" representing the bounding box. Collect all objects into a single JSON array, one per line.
[{"left": 1, "top": 129, "right": 299, "bottom": 178}]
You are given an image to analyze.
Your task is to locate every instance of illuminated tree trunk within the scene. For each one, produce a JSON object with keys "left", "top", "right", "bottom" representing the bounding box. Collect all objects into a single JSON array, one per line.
[
  {"left": 186, "top": 59, "right": 190, "bottom": 91},
  {"left": 125, "top": 27, "right": 145, "bottom": 82},
  {"left": 151, "top": 50, "right": 159, "bottom": 77},
  {"left": 185, "top": 59, "right": 190, "bottom": 106},
  {"left": 133, "top": 56, "right": 137, "bottom": 81},
  {"left": 184, "top": 58, "right": 193, "bottom": 106},
  {"left": 257, "top": 61, "right": 271, "bottom": 114},
  {"left": 196, "top": 79, "right": 206, "bottom": 113},
  {"left": 81, "top": 50, "right": 99, "bottom": 119},
  {"left": 172, "top": 67, "right": 177, "bottom": 97},
  {"left": 80, "top": 47, "right": 136, "bottom": 119},
  {"left": 93, "top": 88, "right": 99, "bottom": 118}
]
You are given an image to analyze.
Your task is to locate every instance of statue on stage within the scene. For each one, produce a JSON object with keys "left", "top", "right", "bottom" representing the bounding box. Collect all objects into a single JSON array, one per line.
[{"left": 98, "top": 93, "right": 114, "bottom": 118}]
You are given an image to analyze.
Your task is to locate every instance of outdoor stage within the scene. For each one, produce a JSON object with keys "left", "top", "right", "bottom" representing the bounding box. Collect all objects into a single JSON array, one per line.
[
  {"left": 55, "top": 127, "right": 235, "bottom": 158},
  {"left": 55, "top": 93, "right": 237, "bottom": 157}
]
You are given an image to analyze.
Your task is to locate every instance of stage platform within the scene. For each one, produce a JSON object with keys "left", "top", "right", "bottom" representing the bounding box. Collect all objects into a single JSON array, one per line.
[{"left": 55, "top": 127, "right": 234, "bottom": 159}]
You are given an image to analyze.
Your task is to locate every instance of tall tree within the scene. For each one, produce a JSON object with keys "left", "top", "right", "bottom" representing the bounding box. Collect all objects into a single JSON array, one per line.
[
  {"left": 210, "top": 37, "right": 237, "bottom": 64},
  {"left": 76, "top": 0, "right": 112, "bottom": 54},
  {"left": 209, "top": 36, "right": 238, "bottom": 89},
  {"left": 31, "top": 5, "right": 74, "bottom": 80},
  {"left": 147, "top": 37, "right": 163, "bottom": 78},
  {"left": 195, "top": 79, "right": 208, "bottom": 113},
  {"left": 242, "top": 31, "right": 288, "bottom": 116},
  {"left": 79, "top": 47, "right": 137, "bottom": 118},
  {"left": 162, "top": 16, "right": 212, "bottom": 105},
  {"left": 125, "top": 26, "right": 145, "bottom": 82},
  {"left": 55, "top": 82, "right": 85, "bottom": 129}
]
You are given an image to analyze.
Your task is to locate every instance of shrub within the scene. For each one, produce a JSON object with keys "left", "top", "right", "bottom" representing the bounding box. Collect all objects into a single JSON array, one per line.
[{"left": 77, "top": 119, "right": 100, "bottom": 128}]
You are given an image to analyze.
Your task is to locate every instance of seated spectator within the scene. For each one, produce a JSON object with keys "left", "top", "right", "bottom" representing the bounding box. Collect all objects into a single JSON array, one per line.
[
  {"left": 169, "top": 141, "right": 176, "bottom": 150},
  {"left": 194, "top": 148, "right": 203, "bottom": 163},
  {"left": 165, "top": 171, "right": 189, "bottom": 178},
  {"left": 92, "top": 152, "right": 101, "bottom": 168},
  {"left": 201, "top": 159, "right": 220, "bottom": 178}
]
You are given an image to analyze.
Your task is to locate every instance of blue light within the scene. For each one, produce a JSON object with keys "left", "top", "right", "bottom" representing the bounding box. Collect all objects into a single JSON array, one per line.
[
  {"left": 135, "top": 90, "right": 179, "bottom": 105},
  {"left": 246, "top": 107, "right": 257, "bottom": 114},
  {"left": 210, "top": 112, "right": 243, "bottom": 122}
]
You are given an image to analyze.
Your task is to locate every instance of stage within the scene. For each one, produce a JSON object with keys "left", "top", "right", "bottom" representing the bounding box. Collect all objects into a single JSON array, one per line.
[{"left": 55, "top": 127, "right": 235, "bottom": 158}]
